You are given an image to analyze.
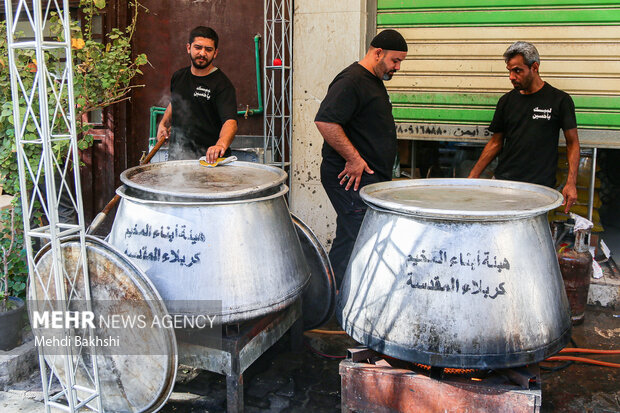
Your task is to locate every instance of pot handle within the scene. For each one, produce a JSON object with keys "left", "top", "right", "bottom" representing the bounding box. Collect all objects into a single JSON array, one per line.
[{"left": 87, "top": 138, "right": 166, "bottom": 235}]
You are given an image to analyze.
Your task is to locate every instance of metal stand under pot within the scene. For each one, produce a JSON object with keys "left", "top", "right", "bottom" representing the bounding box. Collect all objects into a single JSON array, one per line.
[
  {"left": 340, "top": 347, "right": 542, "bottom": 412},
  {"left": 176, "top": 300, "right": 303, "bottom": 412}
]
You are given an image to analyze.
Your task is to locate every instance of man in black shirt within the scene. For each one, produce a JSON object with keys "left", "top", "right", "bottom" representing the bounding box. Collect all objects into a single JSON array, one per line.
[
  {"left": 157, "top": 26, "right": 237, "bottom": 162},
  {"left": 468, "top": 41, "right": 579, "bottom": 213},
  {"left": 315, "top": 29, "right": 408, "bottom": 286}
]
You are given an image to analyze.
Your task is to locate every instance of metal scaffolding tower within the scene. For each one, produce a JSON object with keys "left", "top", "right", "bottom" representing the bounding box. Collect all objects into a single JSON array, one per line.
[
  {"left": 4, "top": 0, "right": 102, "bottom": 411},
  {"left": 263, "top": 0, "right": 293, "bottom": 187}
]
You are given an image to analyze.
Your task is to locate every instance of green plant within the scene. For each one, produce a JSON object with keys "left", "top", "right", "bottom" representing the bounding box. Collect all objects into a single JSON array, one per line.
[
  {"left": 54, "top": 0, "right": 148, "bottom": 138},
  {"left": 0, "top": 206, "right": 26, "bottom": 310},
  {"left": 0, "top": 0, "right": 148, "bottom": 301}
]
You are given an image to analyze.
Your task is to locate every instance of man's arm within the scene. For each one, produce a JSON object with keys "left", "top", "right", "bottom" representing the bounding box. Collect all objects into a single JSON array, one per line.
[
  {"left": 156, "top": 103, "right": 172, "bottom": 143},
  {"left": 315, "top": 121, "right": 373, "bottom": 191},
  {"left": 206, "top": 119, "right": 238, "bottom": 163},
  {"left": 467, "top": 132, "right": 503, "bottom": 178},
  {"left": 562, "top": 128, "right": 579, "bottom": 213}
]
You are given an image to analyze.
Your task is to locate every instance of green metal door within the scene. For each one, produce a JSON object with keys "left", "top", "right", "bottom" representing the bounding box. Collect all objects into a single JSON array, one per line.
[{"left": 377, "top": 0, "right": 620, "bottom": 147}]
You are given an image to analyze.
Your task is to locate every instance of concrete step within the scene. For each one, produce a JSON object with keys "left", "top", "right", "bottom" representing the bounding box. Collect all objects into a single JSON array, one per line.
[{"left": 588, "top": 260, "right": 620, "bottom": 309}]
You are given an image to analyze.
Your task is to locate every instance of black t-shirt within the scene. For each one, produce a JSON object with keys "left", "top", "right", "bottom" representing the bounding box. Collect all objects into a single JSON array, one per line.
[
  {"left": 490, "top": 82, "right": 577, "bottom": 187},
  {"left": 315, "top": 63, "right": 397, "bottom": 183},
  {"left": 169, "top": 66, "right": 237, "bottom": 160}
]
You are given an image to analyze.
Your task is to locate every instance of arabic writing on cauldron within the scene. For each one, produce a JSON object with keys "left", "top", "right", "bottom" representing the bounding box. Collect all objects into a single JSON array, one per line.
[
  {"left": 124, "top": 246, "right": 200, "bottom": 268},
  {"left": 124, "top": 223, "right": 206, "bottom": 245},
  {"left": 407, "top": 249, "right": 510, "bottom": 273},
  {"left": 406, "top": 276, "right": 506, "bottom": 300}
]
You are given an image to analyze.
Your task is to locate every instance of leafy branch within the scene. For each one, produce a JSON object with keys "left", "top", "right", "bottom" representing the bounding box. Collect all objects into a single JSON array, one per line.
[{"left": 49, "top": 0, "right": 149, "bottom": 147}]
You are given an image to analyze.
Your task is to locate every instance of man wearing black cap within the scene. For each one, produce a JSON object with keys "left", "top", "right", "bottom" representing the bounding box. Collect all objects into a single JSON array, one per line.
[{"left": 314, "top": 29, "right": 408, "bottom": 287}]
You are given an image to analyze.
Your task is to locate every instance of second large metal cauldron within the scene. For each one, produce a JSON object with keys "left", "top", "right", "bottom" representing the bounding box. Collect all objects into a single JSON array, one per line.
[
  {"left": 108, "top": 160, "right": 310, "bottom": 324},
  {"left": 337, "top": 178, "right": 572, "bottom": 369}
]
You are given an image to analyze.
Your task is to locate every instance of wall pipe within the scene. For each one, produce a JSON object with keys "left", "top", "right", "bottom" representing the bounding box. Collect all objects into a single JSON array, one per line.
[
  {"left": 149, "top": 106, "right": 166, "bottom": 138},
  {"left": 239, "top": 34, "right": 264, "bottom": 117}
]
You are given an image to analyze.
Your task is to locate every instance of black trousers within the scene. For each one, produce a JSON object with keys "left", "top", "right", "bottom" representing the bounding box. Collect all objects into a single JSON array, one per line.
[
  {"left": 321, "top": 161, "right": 383, "bottom": 288},
  {"left": 322, "top": 182, "right": 367, "bottom": 288}
]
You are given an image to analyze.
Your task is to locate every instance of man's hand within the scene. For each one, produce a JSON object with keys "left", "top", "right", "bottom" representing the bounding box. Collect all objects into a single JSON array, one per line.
[
  {"left": 314, "top": 121, "right": 374, "bottom": 191},
  {"left": 156, "top": 122, "right": 170, "bottom": 143},
  {"left": 157, "top": 104, "right": 173, "bottom": 144},
  {"left": 467, "top": 132, "right": 503, "bottom": 180},
  {"left": 562, "top": 128, "right": 580, "bottom": 214},
  {"left": 206, "top": 144, "right": 226, "bottom": 163},
  {"left": 561, "top": 182, "right": 578, "bottom": 214},
  {"left": 338, "top": 154, "right": 374, "bottom": 191}
]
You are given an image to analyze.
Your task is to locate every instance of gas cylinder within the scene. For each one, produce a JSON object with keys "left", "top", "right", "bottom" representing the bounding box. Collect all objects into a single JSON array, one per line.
[{"left": 557, "top": 220, "right": 593, "bottom": 325}]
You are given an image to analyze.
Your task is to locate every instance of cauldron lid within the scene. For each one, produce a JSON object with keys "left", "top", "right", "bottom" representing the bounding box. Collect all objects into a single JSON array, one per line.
[
  {"left": 292, "top": 214, "right": 336, "bottom": 330},
  {"left": 120, "top": 160, "right": 287, "bottom": 200},
  {"left": 361, "top": 178, "right": 563, "bottom": 220},
  {"left": 30, "top": 236, "right": 177, "bottom": 412}
]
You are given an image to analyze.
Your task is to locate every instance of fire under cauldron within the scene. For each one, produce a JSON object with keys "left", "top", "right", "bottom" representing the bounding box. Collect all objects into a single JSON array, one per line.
[
  {"left": 337, "top": 178, "right": 572, "bottom": 369},
  {"left": 108, "top": 160, "right": 311, "bottom": 324}
]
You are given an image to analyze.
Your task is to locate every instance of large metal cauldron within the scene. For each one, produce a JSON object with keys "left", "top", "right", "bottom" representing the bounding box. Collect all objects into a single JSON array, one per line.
[
  {"left": 337, "top": 178, "right": 571, "bottom": 369},
  {"left": 108, "top": 160, "right": 310, "bottom": 324}
]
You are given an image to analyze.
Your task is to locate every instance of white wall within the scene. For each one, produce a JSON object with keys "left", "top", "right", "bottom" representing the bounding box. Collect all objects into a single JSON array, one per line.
[{"left": 291, "top": 0, "right": 372, "bottom": 248}]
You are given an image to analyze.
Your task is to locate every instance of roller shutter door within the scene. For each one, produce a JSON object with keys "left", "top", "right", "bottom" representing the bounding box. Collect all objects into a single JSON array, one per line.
[{"left": 377, "top": 0, "right": 620, "bottom": 147}]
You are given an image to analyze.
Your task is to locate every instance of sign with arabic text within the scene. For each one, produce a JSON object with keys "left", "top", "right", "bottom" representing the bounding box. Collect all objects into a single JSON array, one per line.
[
  {"left": 119, "top": 222, "right": 206, "bottom": 269},
  {"left": 405, "top": 248, "right": 511, "bottom": 300}
]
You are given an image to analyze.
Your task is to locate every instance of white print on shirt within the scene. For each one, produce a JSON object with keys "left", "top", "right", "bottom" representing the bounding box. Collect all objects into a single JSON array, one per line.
[
  {"left": 532, "top": 107, "right": 551, "bottom": 120},
  {"left": 194, "top": 86, "right": 211, "bottom": 99}
]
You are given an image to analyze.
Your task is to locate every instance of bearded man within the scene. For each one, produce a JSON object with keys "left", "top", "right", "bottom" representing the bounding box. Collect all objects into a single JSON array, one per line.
[
  {"left": 468, "top": 41, "right": 579, "bottom": 213},
  {"left": 157, "top": 26, "right": 237, "bottom": 162},
  {"left": 314, "top": 29, "right": 408, "bottom": 287}
]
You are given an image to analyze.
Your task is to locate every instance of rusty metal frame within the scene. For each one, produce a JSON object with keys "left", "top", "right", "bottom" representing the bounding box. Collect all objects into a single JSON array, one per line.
[
  {"left": 177, "top": 299, "right": 303, "bottom": 413},
  {"left": 340, "top": 350, "right": 542, "bottom": 413}
]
